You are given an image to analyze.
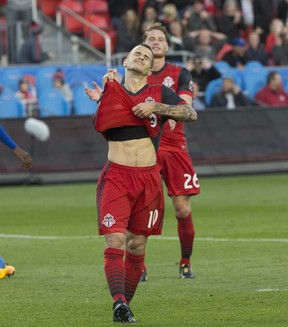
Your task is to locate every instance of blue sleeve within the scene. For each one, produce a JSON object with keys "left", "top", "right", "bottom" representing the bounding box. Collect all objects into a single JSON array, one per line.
[{"left": 0, "top": 124, "right": 17, "bottom": 149}]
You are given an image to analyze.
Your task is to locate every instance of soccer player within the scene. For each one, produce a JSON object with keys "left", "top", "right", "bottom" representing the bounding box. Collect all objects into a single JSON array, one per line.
[
  {"left": 0, "top": 124, "right": 32, "bottom": 279},
  {"left": 142, "top": 22, "right": 200, "bottom": 280},
  {"left": 0, "top": 124, "right": 32, "bottom": 169},
  {"left": 86, "top": 43, "right": 197, "bottom": 323},
  {"left": 0, "top": 256, "right": 15, "bottom": 279}
]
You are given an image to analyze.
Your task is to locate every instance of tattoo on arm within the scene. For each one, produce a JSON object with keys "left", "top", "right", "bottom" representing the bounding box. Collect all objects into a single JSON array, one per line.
[{"left": 154, "top": 103, "right": 197, "bottom": 121}]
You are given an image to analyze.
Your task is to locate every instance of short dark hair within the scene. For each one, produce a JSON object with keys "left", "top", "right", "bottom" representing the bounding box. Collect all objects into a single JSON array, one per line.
[
  {"left": 267, "top": 71, "right": 278, "bottom": 84},
  {"left": 129, "top": 43, "right": 154, "bottom": 68}
]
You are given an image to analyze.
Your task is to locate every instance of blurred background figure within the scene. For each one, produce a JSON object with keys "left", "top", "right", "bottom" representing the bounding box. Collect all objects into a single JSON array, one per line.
[
  {"left": 185, "top": 29, "right": 227, "bottom": 61},
  {"left": 115, "top": 9, "right": 141, "bottom": 53},
  {"left": 15, "top": 77, "right": 38, "bottom": 116},
  {"left": 271, "top": 26, "right": 288, "bottom": 66},
  {"left": 52, "top": 69, "right": 73, "bottom": 105},
  {"left": 210, "top": 75, "right": 254, "bottom": 108},
  {"left": 6, "top": 0, "right": 33, "bottom": 63},
  {"left": 255, "top": 71, "right": 288, "bottom": 107},
  {"left": 140, "top": 4, "right": 159, "bottom": 33},
  {"left": 245, "top": 30, "right": 268, "bottom": 66},
  {"left": 185, "top": 0, "right": 217, "bottom": 32},
  {"left": 17, "top": 21, "right": 54, "bottom": 64},
  {"left": 265, "top": 18, "right": 284, "bottom": 64},
  {"left": 222, "top": 37, "right": 248, "bottom": 68},
  {"left": 216, "top": 0, "right": 246, "bottom": 41},
  {"left": 187, "top": 56, "right": 221, "bottom": 101},
  {"left": 192, "top": 81, "right": 206, "bottom": 110}
]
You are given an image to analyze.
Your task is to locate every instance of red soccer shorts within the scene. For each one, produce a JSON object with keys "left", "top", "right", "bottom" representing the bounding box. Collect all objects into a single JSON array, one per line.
[
  {"left": 97, "top": 161, "right": 165, "bottom": 236},
  {"left": 157, "top": 149, "right": 200, "bottom": 197}
]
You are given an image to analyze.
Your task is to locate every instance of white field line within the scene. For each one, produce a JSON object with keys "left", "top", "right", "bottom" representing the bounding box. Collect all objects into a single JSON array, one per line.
[
  {"left": 0, "top": 234, "right": 288, "bottom": 243},
  {"left": 256, "top": 288, "right": 288, "bottom": 292}
]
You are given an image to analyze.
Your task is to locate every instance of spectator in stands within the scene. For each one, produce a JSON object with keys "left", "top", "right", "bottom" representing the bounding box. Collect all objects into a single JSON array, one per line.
[
  {"left": 186, "top": 0, "right": 217, "bottom": 32},
  {"left": 184, "top": 29, "right": 227, "bottom": 61},
  {"left": 187, "top": 56, "right": 221, "bottom": 101},
  {"left": 271, "top": 26, "right": 288, "bottom": 66},
  {"left": 241, "top": 0, "right": 254, "bottom": 30},
  {"left": 253, "top": 0, "right": 274, "bottom": 43},
  {"left": 159, "top": 3, "right": 178, "bottom": 31},
  {"left": 18, "top": 21, "right": 54, "bottom": 64},
  {"left": 15, "top": 78, "right": 38, "bottom": 117},
  {"left": 6, "top": 0, "right": 33, "bottom": 63},
  {"left": 210, "top": 75, "right": 254, "bottom": 108},
  {"left": 277, "top": 0, "right": 288, "bottom": 26},
  {"left": 52, "top": 69, "right": 73, "bottom": 105},
  {"left": 192, "top": 81, "right": 206, "bottom": 110},
  {"left": 222, "top": 36, "right": 248, "bottom": 68},
  {"left": 115, "top": 9, "right": 141, "bottom": 53},
  {"left": 168, "top": 20, "right": 186, "bottom": 51},
  {"left": 265, "top": 18, "right": 284, "bottom": 63},
  {"left": 245, "top": 30, "right": 268, "bottom": 66},
  {"left": 108, "top": 0, "right": 138, "bottom": 30},
  {"left": 255, "top": 71, "right": 288, "bottom": 107},
  {"left": 140, "top": 4, "right": 159, "bottom": 33},
  {"left": 216, "top": 0, "right": 246, "bottom": 41}
]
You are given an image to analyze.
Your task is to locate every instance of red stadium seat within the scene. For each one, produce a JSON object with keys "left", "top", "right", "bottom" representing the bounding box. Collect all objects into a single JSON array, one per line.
[
  {"left": 84, "top": 14, "right": 116, "bottom": 53},
  {"left": 59, "top": 0, "right": 84, "bottom": 34},
  {"left": 41, "top": 0, "right": 61, "bottom": 18},
  {"left": 83, "top": 0, "right": 109, "bottom": 15},
  {"left": 138, "top": 0, "right": 147, "bottom": 14}
]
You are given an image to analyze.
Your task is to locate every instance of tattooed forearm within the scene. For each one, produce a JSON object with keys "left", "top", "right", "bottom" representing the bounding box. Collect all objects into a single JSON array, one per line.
[{"left": 153, "top": 103, "right": 197, "bottom": 122}]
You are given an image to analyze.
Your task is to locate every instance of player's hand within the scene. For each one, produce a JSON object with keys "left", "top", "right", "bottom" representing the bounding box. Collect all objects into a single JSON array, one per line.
[
  {"left": 102, "top": 68, "right": 117, "bottom": 84},
  {"left": 85, "top": 81, "right": 103, "bottom": 101},
  {"left": 13, "top": 146, "right": 32, "bottom": 169},
  {"left": 132, "top": 103, "right": 154, "bottom": 118}
]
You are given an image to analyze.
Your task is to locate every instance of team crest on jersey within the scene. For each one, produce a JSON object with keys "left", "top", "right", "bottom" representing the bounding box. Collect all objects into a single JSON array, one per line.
[
  {"left": 102, "top": 213, "right": 116, "bottom": 227},
  {"left": 145, "top": 96, "right": 155, "bottom": 103},
  {"left": 163, "top": 76, "right": 175, "bottom": 88}
]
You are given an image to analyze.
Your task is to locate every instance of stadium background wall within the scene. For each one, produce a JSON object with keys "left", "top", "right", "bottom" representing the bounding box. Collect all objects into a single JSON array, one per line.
[{"left": 1, "top": 107, "right": 288, "bottom": 184}]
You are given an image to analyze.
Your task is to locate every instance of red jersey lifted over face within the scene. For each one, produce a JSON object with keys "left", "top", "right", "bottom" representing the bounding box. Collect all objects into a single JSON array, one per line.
[
  {"left": 148, "top": 62, "right": 194, "bottom": 152},
  {"left": 93, "top": 80, "right": 185, "bottom": 149},
  {"left": 94, "top": 80, "right": 162, "bottom": 138}
]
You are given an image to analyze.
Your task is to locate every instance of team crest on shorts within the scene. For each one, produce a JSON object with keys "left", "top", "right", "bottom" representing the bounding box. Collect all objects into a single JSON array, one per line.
[{"left": 102, "top": 213, "right": 116, "bottom": 227}]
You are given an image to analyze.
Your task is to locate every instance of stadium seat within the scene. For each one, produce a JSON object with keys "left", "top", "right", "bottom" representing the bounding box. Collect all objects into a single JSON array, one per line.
[
  {"left": 35, "top": 67, "right": 56, "bottom": 95},
  {"left": 84, "top": 14, "right": 116, "bottom": 52},
  {"left": 59, "top": 0, "right": 84, "bottom": 34},
  {"left": 242, "top": 61, "right": 268, "bottom": 99},
  {"left": 214, "top": 61, "right": 232, "bottom": 75},
  {"left": 38, "top": 87, "right": 71, "bottom": 116},
  {"left": 41, "top": 0, "right": 61, "bottom": 18},
  {"left": 73, "top": 85, "right": 98, "bottom": 115},
  {"left": 205, "top": 78, "right": 222, "bottom": 106},
  {"left": 0, "top": 88, "right": 25, "bottom": 118},
  {"left": 0, "top": 68, "right": 22, "bottom": 92},
  {"left": 83, "top": 0, "right": 109, "bottom": 15}
]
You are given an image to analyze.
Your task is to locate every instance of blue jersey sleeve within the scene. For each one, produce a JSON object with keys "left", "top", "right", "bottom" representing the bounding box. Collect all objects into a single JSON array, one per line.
[{"left": 0, "top": 124, "right": 17, "bottom": 149}]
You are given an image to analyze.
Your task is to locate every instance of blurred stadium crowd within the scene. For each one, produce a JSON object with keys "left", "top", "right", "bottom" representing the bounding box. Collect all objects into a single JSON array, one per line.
[{"left": 1, "top": 0, "right": 288, "bottom": 118}]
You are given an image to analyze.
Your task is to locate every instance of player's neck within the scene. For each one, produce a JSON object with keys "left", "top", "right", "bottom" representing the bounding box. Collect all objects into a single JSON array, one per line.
[
  {"left": 152, "top": 57, "right": 166, "bottom": 72},
  {"left": 124, "top": 74, "right": 147, "bottom": 94}
]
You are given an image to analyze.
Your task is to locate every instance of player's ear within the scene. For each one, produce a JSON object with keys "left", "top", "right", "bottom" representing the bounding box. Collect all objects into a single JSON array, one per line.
[{"left": 123, "top": 58, "right": 127, "bottom": 67}]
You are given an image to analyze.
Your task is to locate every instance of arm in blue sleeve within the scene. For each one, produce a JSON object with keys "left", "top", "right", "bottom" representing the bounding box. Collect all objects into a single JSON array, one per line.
[{"left": 0, "top": 124, "right": 17, "bottom": 149}]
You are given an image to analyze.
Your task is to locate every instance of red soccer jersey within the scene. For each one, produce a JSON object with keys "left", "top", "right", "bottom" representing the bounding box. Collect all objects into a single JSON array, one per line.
[
  {"left": 94, "top": 80, "right": 185, "bottom": 149},
  {"left": 148, "top": 62, "right": 194, "bottom": 152}
]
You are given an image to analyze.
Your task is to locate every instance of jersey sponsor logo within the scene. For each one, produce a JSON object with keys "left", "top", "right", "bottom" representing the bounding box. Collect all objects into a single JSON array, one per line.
[
  {"left": 102, "top": 213, "right": 116, "bottom": 227},
  {"left": 163, "top": 76, "right": 175, "bottom": 88}
]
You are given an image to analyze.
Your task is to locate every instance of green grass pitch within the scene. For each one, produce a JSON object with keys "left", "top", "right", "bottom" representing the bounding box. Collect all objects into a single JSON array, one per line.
[{"left": 0, "top": 173, "right": 287, "bottom": 327}]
